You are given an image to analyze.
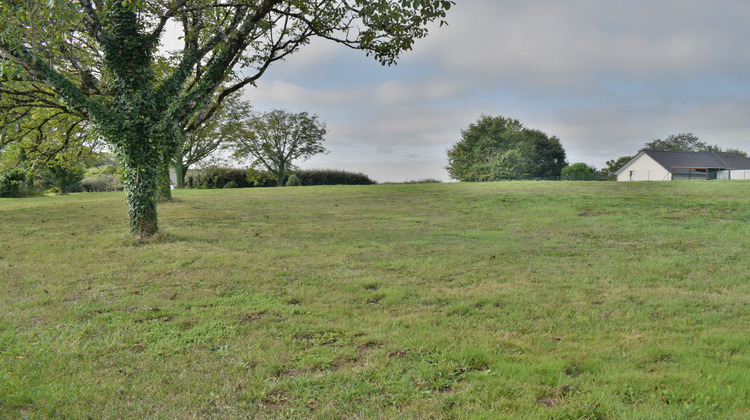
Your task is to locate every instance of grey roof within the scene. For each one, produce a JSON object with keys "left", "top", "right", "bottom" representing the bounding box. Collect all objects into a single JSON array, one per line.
[{"left": 641, "top": 150, "right": 750, "bottom": 171}]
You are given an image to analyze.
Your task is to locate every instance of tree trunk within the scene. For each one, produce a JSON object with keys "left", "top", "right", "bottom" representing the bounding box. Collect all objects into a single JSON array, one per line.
[
  {"left": 276, "top": 163, "right": 285, "bottom": 186},
  {"left": 123, "top": 160, "right": 159, "bottom": 238},
  {"left": 175, "top": 160, "right": 187, "bottom": 189},
  {"left": 157, "top": 161, "right": 172, "bottom": 201}
]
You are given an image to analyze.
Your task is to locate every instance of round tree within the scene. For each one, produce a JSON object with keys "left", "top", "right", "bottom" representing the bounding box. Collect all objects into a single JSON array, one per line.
[
  {"left": 232, "top": 110, "right": 327, "bottom": 187},
  {"left": 446, "top": 115, "right": 567, "bottom": 182}
]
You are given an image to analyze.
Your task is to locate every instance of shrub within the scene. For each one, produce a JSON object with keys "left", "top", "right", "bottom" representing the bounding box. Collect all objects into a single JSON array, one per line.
[
  {"left": 245, "top": 168, "right": 277, "bottom": 187},
  {"left": 223, "top": 181, "right": 238, "bottom": 188},
  {"left": 561, "top": 163, "right": 597, "bottom": 181},
  {"left": 286, "top": 174, "right": 301, "bottom": 186},
  {"left": 0, "top": 170, "right": 26, "bottom": 198},
  {"left": 44, "top": 164, "right": 85, "bottom": 193},
  {"left": 81, "top": 174, "right": 124, "bottom": 192},
  {"left": 188, "top": 167, "right": 253, "bottom": 189},
  {"left": 84, "top": 164, "right": 122, "bottom": 178},
  {"left": 403, "top": 178, "right": 442, "bottom": 184},
  {"left": 295, "top": 169, "right": 376, "bottom": 186}
]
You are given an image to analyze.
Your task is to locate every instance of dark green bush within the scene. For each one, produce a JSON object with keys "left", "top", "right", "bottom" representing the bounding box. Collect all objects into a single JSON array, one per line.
[
  {"left": 188, "top": 167, "right": 253, "bottom": 189},
  {"left": 295, "top": 169, "right": 375, "bottom": 186},
  {"left": 0, "top": 170, "right": 26, "bottom": 198},
  {"left": 44, "top": 164, "right": 85, "bottom": 193},
  {"left": 223, "top": 181, "right": 238, "bottom": 188},
  {"left": 185, "top": 167, "right": 376, "bottom": 188}
]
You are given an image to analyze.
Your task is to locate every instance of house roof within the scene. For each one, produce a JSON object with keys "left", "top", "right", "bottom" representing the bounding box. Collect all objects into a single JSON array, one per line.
[{"left": 617, "top": 150, "right": 750, "bottom": 174}]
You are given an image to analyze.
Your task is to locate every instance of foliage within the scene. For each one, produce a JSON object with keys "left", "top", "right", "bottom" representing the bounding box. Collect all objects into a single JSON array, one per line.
[
  {"left": 446, "top": 115, "right": 567, "bottom": 181},
  {"left": 634, "top": 133, "right": 747, "bottom": 156},
  {"left": 724, "top": 148, "right": 748, "bottom": 157},
  {"left": 245, "top": 167, "right": 278, "bottom": 188},
  {"left": 186, "top": 167, "right": 375, "bottom": 188},
  {"left": 285, "top": 174, "right": 301, "bottom": 187},
  {"left": 84, "top": 164, "right": 122, "bottom": 178},
  {"left": 188, "top": 167, "right": 254, "bottom": 189},
  {"left": 523, "top": 129, "right": 569, "bottom": 178},
  {"left": 1, "top": 0, "right": 454, "bottom": 237},
  {"left": 561, "top": 162, "right": 597, "bottom": 180},
  {"left": 231, "top": 109, "right": 328, "bottom": 186},
  {"left": 0, "top": 169, "right": 25, "bottom": 198},
  {"left": 401, "top": 178, "right": 443, "bottom": 184},
  {"left": 2, "top": 182, "right": 750, "bottom": 417},
  {"left": 81, "top": 174, "right": 123, "bottom": 192},
  {"left": 174, "top": 92, "right": 252, "bottom": 188},
  {"left": 44, "top": 160, "right": 85, "bottom": 193},
  {"left": 601, "top": 155, "right": 633, "bottom": 179},
  {"left": 222, "top": 180, "right": 238, "bottom": 189},
  {"left": 294, "top": 169, "right": 376, "bottom": 186}
]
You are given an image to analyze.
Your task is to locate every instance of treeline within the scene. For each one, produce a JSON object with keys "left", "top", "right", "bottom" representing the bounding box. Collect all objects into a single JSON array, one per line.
[
  {"left": 187, "top": 168, "right": 376, "bottom": 189},
  {"left": 1, "top": 161, "right": 375, "bottom": 198}
]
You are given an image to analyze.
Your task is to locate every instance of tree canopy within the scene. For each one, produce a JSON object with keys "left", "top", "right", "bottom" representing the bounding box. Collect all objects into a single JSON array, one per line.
[
  {"left": 1, "top": 0, "right": 453, "bottom": 238},
  {"left": 446, "top": 115, "right": 567, "bottom": 182},
  {"left": 641, "top": 133, "right": 712, "bottom": 152}
]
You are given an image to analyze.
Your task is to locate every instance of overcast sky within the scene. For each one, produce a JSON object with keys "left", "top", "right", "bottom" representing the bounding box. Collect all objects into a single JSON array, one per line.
[{"left": 237, "top": 0, "right": 750, "bottom": 182}]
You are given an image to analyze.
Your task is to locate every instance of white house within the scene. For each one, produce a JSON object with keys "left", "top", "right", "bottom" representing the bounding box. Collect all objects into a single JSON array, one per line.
[{"left": 615, "top": 150, "right": 750, "bottom": 181}]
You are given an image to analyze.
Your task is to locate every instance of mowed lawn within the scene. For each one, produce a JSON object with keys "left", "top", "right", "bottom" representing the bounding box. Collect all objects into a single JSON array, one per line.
[{"left": 1, "top": 181, "right": 749, "bottom": 418}]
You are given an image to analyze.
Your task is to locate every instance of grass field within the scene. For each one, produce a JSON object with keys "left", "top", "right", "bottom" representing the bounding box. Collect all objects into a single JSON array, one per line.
[{"left": 1, "top": 181, "right": 749, "bottom": 418}]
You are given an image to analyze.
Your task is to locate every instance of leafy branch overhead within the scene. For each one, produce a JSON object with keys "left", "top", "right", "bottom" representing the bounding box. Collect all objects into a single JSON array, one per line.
[{"left": 1, "top": 0, "right": 454, "bottom": 238}]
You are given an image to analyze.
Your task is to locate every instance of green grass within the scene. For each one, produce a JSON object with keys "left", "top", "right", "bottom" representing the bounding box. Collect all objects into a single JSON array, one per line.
[{"left": 1, "top": 181, "right": 749, "bottom": 418}]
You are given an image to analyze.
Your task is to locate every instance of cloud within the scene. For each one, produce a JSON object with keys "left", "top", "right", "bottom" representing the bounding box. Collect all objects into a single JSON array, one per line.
[
  {"left": 237, "top": 0, "right": 750, "bottom": 182},
  {"left": 251, "top": 80, "right": 362, "bottom": 107},
  {"left": 413, "top": 0, "right": 750, "bottom": 91}
]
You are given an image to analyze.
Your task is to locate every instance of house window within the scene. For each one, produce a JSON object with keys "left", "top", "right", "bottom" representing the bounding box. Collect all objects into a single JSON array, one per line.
[{"left": 671, "top": 167, "right": 710, "bottom": 180}]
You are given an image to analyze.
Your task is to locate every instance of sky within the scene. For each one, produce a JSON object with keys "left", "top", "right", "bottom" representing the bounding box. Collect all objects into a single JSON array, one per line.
[{"left": 231, "top": 0, "right": 750, "bottom": 183}]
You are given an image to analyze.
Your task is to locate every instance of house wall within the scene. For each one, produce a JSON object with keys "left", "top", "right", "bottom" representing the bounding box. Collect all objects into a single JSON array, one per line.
[
  {"left": 616, "top": 154, "right": 671, "bottom": 181},
  {"left": 718, "top": 170, "right": 750, "bottom": 180}
]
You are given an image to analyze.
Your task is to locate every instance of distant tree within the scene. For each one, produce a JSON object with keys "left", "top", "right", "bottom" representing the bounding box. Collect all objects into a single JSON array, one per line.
[
  {"left": 231, "top": 110, "right": 327, "bottom": 186},
  {"left": 724, "top": 148, "right": 749, "bottom": 157},
  {"left": 561, "top": 163, "right": 596, "bottom": 180},
  {"left": 635, "top": 133, "right": 747, "bottom": 158},
  {"left": 600, "top": 155, "right": 633, "bottom": 179},
  {"left": 446, "top": 115, "right": 567, "bottom": 182},
  {"left": 642, "top": 133, "right": 708, "bottom": 152}
]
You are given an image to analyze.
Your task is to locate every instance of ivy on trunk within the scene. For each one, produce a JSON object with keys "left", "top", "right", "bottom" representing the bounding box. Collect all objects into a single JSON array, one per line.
[{"left": 1, "top": 0, "right": 454, "bottom": 238}]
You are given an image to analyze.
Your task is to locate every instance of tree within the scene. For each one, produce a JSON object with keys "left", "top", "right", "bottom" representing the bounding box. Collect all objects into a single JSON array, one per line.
[
  {"left": 561, "top": 163, "right": 596, "bottom": 180},
  {"left": 725, "top": 148, "right": 749, "bottom": 157},
  {"left": 642, "top": 133, "right": 708, "bottom": 152},
  {"left": 1, "top": 0, "right": 453, "bottom": 238},
  {"left": 232, "top": 109, "right": 327, "bottom": 186},
  {"left": 446, "top": 115, "right": 567, "bottom": 182}
]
